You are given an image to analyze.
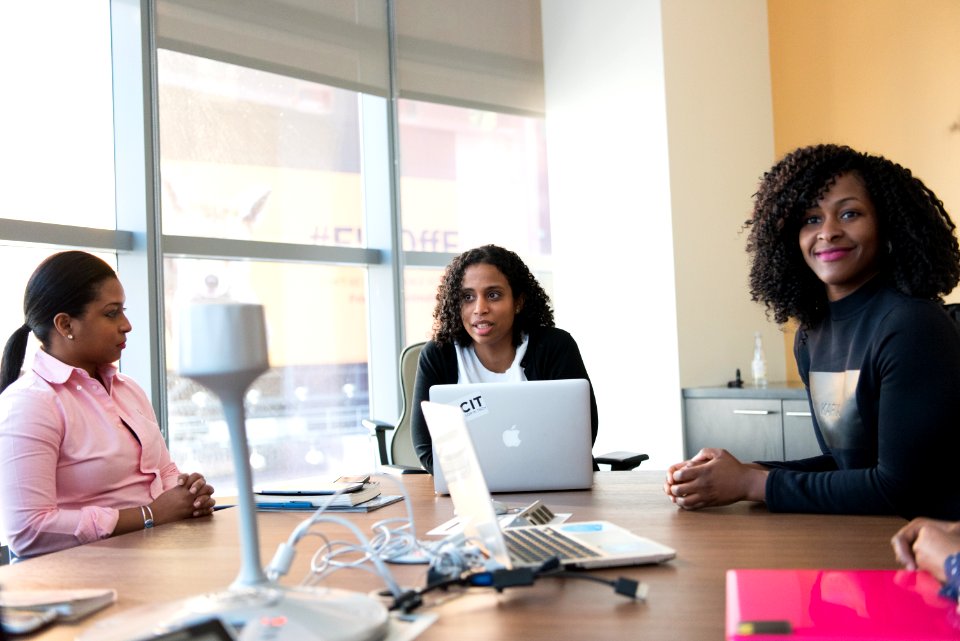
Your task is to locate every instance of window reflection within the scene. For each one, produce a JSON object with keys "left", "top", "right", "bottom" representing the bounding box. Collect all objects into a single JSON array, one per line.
[
  {"left": 398, "top": 99, "right": 552, "bottom": 257},
  {"left": 157, "top": 49, "right": 375, "bottom": 492},
  {"left": 158, "top": 50, "right": 364, "bottom": 247},
  {"left": 164, "top": 258, "right": 371, "bottom": 493}
]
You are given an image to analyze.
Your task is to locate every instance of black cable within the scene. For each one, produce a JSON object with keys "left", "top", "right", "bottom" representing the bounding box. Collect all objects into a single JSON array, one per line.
[
  {"left": 540, "top": 570, "right": 641, "bottom": 599},
  {"left": 390, "top": 556, "right": 643, "bottom": 612}
]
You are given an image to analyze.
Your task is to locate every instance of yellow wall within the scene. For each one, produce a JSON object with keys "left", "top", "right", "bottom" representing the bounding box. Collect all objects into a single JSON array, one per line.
[
  {"left": 661, "top": 0, "right": 782, "bottom": 389},
  {"left": 768, "top": 0, "right": 960, "bottom": 381}
]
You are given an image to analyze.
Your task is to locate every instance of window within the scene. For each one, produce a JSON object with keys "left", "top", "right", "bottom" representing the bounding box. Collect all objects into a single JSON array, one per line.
[
  {"left": 398, "top": 100, "right": 552, "bottom": 257},
  {"left": 0, "top": 2, "right": 116, "bottom": 229},
  {"left": 0, "top": 1, "right": 117, "bottom": 377},
  {"left": 1, "top": 0, "right": 550, "bottom": 497},
  {"left": 158, "top": 51, "right": 364, "bottom": 246},
  {"left": 157, "top": 52, "right": 376, "bottom": 490},
  {"left": 164, "top": 258, "right": 371, "bottom": 488}
]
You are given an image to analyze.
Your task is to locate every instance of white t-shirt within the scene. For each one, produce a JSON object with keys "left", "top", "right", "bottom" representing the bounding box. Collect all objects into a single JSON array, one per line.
[{"left": 455, "top": 333, "right": 529, "bottom": 383}]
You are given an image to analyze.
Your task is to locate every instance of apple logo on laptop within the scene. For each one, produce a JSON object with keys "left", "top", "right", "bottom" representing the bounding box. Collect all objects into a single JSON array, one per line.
[{"left": 502, "top": 425, "right": 521, "bottom": 447}]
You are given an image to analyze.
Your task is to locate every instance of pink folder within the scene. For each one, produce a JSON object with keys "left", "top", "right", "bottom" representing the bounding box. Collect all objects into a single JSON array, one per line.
[{"left": 726, "top": 569, "right": 960, "bottom": 640}]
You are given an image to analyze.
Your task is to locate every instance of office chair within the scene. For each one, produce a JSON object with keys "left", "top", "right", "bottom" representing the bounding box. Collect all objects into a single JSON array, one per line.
[
  {"left": 364, "top": 341, "right": 649, "bottom": 473},
  {"left": 945, "top": 303, "right": 960, "bottom": 327},
  {"left": 594, "top": 450, "right": 648, "bottom": 471},
  {"left": 363, "top": 342, "right": 429, "bottom": 474}
]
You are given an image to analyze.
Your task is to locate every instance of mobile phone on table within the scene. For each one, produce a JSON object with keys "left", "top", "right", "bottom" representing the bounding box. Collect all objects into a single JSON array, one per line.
[{"left": 1, "top": 607, "right": 58, "bottom": 635}]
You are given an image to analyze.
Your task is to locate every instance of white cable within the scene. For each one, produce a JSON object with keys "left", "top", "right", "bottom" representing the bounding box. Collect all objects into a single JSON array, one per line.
[
  {"left": 262, "top": 472, "right": 496, "bottom": 597},
  {"left": 264, "top": 473, "right": 419, "bottom": 596}
]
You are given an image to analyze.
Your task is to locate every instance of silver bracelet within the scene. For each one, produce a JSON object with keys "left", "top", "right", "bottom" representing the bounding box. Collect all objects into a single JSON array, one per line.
[{"left": 140, "top": 504, "right": 154, "bottom": 529}]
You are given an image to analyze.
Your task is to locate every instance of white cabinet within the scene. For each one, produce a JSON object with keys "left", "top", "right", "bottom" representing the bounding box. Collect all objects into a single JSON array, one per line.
[
  {"left": 782, "top": 399, "right": 822, "bottom": 460},
  {"left": 682, "top": 387, "right": 821, "bottom": 462}
]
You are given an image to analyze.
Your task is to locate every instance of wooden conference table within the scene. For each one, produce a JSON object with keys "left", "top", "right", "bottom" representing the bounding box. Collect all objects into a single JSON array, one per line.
[{"left": 0, "top": 472, "right": 904, "bottom": 640}]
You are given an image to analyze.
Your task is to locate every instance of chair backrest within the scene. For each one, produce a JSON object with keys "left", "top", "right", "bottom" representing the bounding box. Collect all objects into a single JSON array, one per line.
[
  {"left": 389, "top": 341, "right": 426, "bottom": 467},
  {"left": 945, "top": 303, "right": 960, "bottom": 328}
]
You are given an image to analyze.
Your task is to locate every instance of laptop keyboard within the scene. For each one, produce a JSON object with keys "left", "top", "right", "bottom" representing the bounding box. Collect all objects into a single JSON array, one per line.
[
  {"left": 504, "top": 527, "right": 601, "bottom": 564},
  {"left": 516, "top": 500, "right": 555, "bottom": 526}
]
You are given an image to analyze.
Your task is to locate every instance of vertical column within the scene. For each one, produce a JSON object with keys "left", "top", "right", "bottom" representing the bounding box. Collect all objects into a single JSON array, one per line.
[{"left": 111, "top": 0, "right": 167, "bottom": 429}]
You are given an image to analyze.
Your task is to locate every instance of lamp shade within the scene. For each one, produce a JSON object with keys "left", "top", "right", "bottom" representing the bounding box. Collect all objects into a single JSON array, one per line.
[{"left": 178, "top": 302, "right": 269, "bottom": 393}]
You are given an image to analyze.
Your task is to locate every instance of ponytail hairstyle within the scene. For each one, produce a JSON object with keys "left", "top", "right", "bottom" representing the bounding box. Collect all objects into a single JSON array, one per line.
[{"left": 0, "top": 251, "right": 117, "bottom": 394}]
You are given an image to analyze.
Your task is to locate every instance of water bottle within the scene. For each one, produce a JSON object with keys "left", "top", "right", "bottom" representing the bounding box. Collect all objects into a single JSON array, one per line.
[{"left": 751, "top": 331, "right": 767, "bottom": 387}]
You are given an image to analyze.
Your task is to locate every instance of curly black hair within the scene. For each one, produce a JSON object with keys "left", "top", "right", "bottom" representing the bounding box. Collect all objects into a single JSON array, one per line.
[
  {"left": 745, "top": 144, "right": 960, "bottom": 328},
  {"left": 431, "top": 244, "right": 554, "bottom": 347}
]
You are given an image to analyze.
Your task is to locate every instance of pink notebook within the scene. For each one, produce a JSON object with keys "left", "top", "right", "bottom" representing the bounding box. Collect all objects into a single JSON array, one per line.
[{"left": 726, "top": 569, "right": 960, "bottom": 640}]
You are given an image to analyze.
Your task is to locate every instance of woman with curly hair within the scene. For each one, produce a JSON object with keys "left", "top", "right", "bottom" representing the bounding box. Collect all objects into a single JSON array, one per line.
[
  {"left": 664, "top": 144, "right": 960, "bottom": 519},
  {"left": 410, "top": 244, "right": 598, "bottom": 473}
]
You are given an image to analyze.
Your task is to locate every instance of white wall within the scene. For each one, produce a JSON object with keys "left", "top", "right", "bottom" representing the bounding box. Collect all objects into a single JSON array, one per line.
[
  {"left": 541, "top": 0, "right": 777, "bottom": 469},
  {"left": 541, "top": 0, "right": 681, "bottom": 468}
]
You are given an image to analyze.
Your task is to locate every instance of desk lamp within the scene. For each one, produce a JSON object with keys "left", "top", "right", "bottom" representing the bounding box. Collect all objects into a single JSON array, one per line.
[{"left": 80, "top": 303, "right": 387, "bottom": 641}]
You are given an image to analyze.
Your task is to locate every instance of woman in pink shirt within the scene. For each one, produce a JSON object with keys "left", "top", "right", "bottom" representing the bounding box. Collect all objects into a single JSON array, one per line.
[{"left": 0, "top": 251, "right": 216, "bottom": 559}]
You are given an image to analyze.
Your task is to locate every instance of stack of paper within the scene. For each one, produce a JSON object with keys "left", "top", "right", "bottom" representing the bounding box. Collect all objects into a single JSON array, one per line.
[{"left": 253, "top": 482, "right": 403, "bottom": 512}]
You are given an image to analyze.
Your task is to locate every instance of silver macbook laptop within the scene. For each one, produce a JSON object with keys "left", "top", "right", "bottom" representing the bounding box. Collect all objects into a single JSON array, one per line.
[
  {"left": 421, "top": 400, "right": 676, "bottom": 570},
  {"left": 428, "top": 379, "right": 594, "bottom": 494}
]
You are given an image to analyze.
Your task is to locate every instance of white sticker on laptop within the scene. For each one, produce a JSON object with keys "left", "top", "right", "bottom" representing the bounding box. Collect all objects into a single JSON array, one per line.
[{"left": 454, "top": 393, "right": 490, "bottom": 420}]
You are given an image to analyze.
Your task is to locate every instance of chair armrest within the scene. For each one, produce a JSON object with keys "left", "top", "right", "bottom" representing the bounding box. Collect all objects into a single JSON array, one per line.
[
  {"left": 362, "top": 418, "right": 396, "bottom": 466},
  {"left": 594, "top": 451, "right": 649, "bottom": 471},
  {"left": 361, "top": 418, "right": 395, "bottom": 435}
]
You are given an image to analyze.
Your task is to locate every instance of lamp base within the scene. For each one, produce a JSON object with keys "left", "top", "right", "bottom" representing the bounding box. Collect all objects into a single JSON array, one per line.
[{"left": 77, "top": 585, "right": 389, "bottom": 641}]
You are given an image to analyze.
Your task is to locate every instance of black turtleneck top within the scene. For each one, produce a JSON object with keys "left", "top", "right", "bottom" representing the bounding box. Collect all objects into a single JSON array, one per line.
[{"left": 761, "top": 277, "right": 960, "bottom": 519}]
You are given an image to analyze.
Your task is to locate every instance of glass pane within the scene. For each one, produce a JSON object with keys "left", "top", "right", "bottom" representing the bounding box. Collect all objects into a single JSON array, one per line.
[
  {"left": 165, "top": 258, "right": 372, "bottom": 494},
  {"left": 0, "top": 245, "right": 117, "bottom": 373},
  {"left": 157, "top": 50, "right": 364, "bottom": 247},
  {"left": 398, "top": 100, "right": 552, "bottom": 259},
  {"left": 403, "top": 267, "right": 443, "bottom": 346},
  {"left": 0, "top": 2, "right": 115, "bottom": 228}
]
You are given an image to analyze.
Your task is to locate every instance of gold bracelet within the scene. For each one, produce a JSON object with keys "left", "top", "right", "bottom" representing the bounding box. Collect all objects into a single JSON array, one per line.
[{"left": 140, "top": 505, "right": 154, "bottom": 529}]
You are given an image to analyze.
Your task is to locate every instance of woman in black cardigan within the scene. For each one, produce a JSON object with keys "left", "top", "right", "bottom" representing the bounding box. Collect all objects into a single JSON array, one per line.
[{"left": 410, "top": 244, "right": 598, "bottom": 474}]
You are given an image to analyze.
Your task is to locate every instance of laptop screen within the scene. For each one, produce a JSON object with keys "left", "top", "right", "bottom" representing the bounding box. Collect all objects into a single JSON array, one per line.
[
  {"left": 428, "top": 379, "right": 593, "bottom": 494},
  {"left": 420, "top": 400, "right": 512, "bottom": 568}
]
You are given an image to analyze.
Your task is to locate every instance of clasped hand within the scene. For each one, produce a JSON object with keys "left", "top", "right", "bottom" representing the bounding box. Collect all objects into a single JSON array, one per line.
[
  {"left": 891, "top": 518, "right": 960, "bottom": 582},
  {"left": 663, "top": 448, "right": 768, "bottom": 509},
  {"left": 151, "top": 472, "right": 216, "bottom": 525}
]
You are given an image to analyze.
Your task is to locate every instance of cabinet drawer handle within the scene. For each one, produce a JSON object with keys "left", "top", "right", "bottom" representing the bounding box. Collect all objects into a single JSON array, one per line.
[
  {"left": 732, "top": 410, "right": 773, "bottom": 415},
  {"left": 785, "top": 411, "right": 812, "bottom": 417}
]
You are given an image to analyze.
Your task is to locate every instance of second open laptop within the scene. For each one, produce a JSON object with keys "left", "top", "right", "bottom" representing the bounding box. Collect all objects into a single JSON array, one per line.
[
  {"left": 421, "top": 400, "right": 676, "bottom": 570},
  {"left": 428, "top": 379, "right": 594, "bottom": 494}
]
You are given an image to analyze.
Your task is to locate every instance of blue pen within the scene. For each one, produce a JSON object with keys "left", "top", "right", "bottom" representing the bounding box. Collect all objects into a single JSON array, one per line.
[{"left": 256, "top": 501, "right": 315, "bottom": 510}]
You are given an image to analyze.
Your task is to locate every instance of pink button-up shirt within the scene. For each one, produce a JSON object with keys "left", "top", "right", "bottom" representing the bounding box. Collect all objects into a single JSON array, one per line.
[{"left": 0, "top": 349, "right": 180, "bottom": 558}]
